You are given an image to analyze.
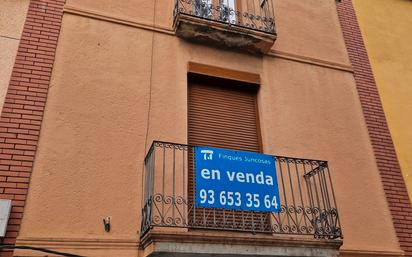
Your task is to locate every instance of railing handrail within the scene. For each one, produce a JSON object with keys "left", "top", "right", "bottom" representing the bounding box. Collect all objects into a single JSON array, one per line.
[
  {"left": 146, "top": 140, "right": 329, "bottom": 164},
  {"left": 174, "top": 0, "right": 277, "bottom": 35},
  {"left": 141, "top": 140, "right": 342, "bottom": 240}
]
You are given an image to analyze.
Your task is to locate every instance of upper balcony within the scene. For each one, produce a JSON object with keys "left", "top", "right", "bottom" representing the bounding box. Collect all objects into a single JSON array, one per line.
[
  {"left": 139, "top": 141, "right": 342, "bottom": 257},
  {"left": 173, "top": 0, "right": 277, "bottom": 54}
]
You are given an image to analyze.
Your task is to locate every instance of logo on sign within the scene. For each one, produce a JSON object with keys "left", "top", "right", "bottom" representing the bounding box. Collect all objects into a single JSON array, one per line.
[
  {"left": 200, "top": 149, "right": 214, "bottom": 160},
  {"left": 195, "top": 146, "right": 281, "bottom": 212}
]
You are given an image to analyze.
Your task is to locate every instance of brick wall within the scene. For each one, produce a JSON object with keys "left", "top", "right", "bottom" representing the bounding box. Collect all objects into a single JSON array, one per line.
[
  {"left": 336, "top": 1, "right": 412, "bottom": 256},
  {"left": 0, "top": 0, "right": 65, "bottom": 256}
]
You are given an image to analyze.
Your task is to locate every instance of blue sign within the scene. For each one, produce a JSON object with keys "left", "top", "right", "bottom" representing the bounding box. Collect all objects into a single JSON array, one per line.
[{"left": 195, "top": 146, "right": 281, "bottom": 212}]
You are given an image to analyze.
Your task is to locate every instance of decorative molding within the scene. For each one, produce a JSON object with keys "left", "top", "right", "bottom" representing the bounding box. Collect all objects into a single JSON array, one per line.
[
  {"left": 140, "top": 230, "right": 343, "bottom": 250},
  {"left": 14, "top": 237, "right": 405, "bottom": 256},
  {"left": 63, "top": 4, "right": 354, "bottom": 73},
  {"left": 340, "top": 249, "right": 404, "bottom": 257},
  {"left": 16, "top": 237, "right": 138, "bottom": 250},
  {"left": 188, "top": 62, "right": 260, "bottom": 84},
  {"left": 0, "top": 35, "right": 21, "bottom": 41},
  {"left": 268, "top": 50, "right": 354, "bottom": 73},
  {"left": 63, "top": 5, "right": 175, "bottom": 36}
]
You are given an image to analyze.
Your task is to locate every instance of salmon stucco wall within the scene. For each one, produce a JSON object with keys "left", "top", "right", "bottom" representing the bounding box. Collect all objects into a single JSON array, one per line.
[
  {"left": 8, "top": 0, "right": 403, "bottom": 256},
  {"left": 352, "top": 0, "right": 412, "bottom": 201}
]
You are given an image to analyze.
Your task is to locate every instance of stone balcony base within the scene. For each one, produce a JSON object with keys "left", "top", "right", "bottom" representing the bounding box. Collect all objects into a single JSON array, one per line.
[
  {"left": 140, "top": 230, "right": 342, "bottom": 257},
  {"left": 174, "top": 14, "right": 277, "bottom": 54}
]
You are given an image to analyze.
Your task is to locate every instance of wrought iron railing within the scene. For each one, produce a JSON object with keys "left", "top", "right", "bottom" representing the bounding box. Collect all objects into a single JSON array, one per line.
[
  {"left": 141, "top": 141, "right": 342, "bottom": 240},
  {"left": 174, "top": 0, "right": 276, "bottom": 34}
]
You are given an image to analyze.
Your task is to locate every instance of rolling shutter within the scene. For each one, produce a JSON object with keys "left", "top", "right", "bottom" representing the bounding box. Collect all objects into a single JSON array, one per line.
[
  {"left": 188, "top": 74, "right": 270, "bottom": 232},
  {"left": 188, "top": 76, "right": 260, "bottom": 152}
]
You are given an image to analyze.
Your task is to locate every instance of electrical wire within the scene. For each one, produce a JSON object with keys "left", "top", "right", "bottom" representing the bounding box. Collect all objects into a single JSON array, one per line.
[
  {"left": 139, "top": 0, "right": 158, "bottom": 236},
  {"left": 0, "top": 245, "right": 86, "bottom": 257},
  {"left": 143, "top": 0, "right": 158, "bottom": 154}
]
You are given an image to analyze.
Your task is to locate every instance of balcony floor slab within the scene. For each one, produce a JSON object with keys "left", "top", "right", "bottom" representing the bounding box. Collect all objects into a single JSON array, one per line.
[
  {"left": 149, "top": 242, "right": 339, "bottom": 257},
  {"left": 141, "top": 231, "right": 342, "bottom": 257},
  {"left": 174, "top": 14, "right": 276, "bottom": 54}
]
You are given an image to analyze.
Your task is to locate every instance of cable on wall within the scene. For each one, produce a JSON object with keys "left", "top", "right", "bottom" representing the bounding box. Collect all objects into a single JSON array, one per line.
[{"left": 0, "top": 245, "right": 86, "bottom": 257}]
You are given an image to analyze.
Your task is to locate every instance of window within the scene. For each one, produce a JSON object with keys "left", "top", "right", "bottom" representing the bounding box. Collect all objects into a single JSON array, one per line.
[
  {"left": 188, "top": 74, "right": 260, "bottom": 152},
  {"left": 193, "top": 0, "right": 238, "bottom": 23},
  {"left": 188, "top": 73, "right": 270, "bottom": 231}
]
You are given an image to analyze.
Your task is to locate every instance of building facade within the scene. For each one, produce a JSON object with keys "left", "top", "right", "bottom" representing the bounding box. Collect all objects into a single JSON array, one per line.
[
  {"left": 352, "top": 0, "right": 412, "bottom": 201},
  {"left": 0, "top": 0, "right": 409, "bottom": 256}
]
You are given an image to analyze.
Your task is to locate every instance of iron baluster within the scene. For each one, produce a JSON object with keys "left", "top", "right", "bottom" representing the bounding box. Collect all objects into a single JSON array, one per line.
[
  {"left": 140, "top": 141, "right": 342, "bottom": 239},
  {"left": 174, "top": 0, "right": 276, "bottom": 35}
]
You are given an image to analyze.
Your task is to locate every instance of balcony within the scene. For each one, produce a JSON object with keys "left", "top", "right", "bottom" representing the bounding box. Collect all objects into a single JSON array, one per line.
[
  {"left": 140, "top": 141, "right": 342, "bottom": 257},
  {"left": 173, "top": 0, "right": 277, "bottom": 54}
]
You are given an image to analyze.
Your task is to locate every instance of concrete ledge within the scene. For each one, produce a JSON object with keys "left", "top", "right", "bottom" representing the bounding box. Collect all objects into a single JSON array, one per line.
[
  {"left": 340, "top": 249, "right": 404, "bottom": 257},
  {"left": 150, "top": 242, "right": 339, "bottom": 257},
  {"left": 174, "top": 14, "right": 276, "bottom": 54},
  {"left": 141, "top": 230, "right": 342, "bottom": 257},
  {"left": 14, "top": 237, "right": 139, "bottom": 257}
]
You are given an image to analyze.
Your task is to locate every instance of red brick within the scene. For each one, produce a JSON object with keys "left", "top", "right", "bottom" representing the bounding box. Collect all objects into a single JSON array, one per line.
[
  {"left": 19, "top": 124, "right": 40, "bottom": 130},
  {"left": 14, "top": 195, "right": 26, "bottom": 201},
  {"left": 0, "top": 172, "right": 19, "bottom": 177},
  {"left": 14, "top": 144, "right": 36, "bottom": 150},
  {"left": 12, "top": 155, "right": 34, "bottom": 161},
  {"left": 18, "top": 172, "right": 31, "bottom": 177},
  {"left": 3, "top": 103, "right": 24, "bottom": 109},
  {"left": 14, "top": 99, "right": 35, "bottom": 105},
  {"left": 2, "top": 113, "right": 22, "bottom": 119},
  {"left": 5, "top": 231, "right": 18, "bottom": 238},
  {"left": 8, "top": 166, "right": 31, "bottom": 172},
  {"left": 0, "top": 123, "right": 19, "bottom": 129},
  {"left": 0, "top": 144, "right": 15, "bottom": 149},
  {"left": 0, "top": 133, "right": 16, "bottom": 139},
  {"left": 7, "top": 128, "right": 29, "bottom": 134},
  {"left": 21, "top": 114, "right": 42, "bottom": 121},
  {"left": 9, "top": 212, "right": 23, "bottom": 219},
  {"left": 17, "top": 134, "right": 38, "bottom": 140},
  {"left": 0, "top": 182, "right": 17, "bottom": 188},
  {"left": 6, "top": 225, "right": 20, "bottom": 232},
  {"left": 0, "top": 160, "right": 22, "bottom": 166},
  {"left": 21, "top": 161, "right": 34, "bottom": 167},
  {"left": 7, "top": 177, "right": 29, "bottom": 183},
  {"left": 24, "top": 150, "right": 36, "bottom": 156},
  {"left": 16, "top": 183, "right": 29, "bottom": 189},
  {"left": 0, "top": 0, "right": 64, "bottom": 251},
  {"left": 5, "top": 139, "right": 27, "bottom": 145},
  {"left": 7, "top": 218, "right": 22, "bottom": 225},
  {"left": 4, "top": 188, "right": 28, "bottom": 195},
  {"left": 0, "top": 194, "right": 14, "bottom": 200},
  {"left": 0, "top": 154, "right": 12, "bottom": 159}
]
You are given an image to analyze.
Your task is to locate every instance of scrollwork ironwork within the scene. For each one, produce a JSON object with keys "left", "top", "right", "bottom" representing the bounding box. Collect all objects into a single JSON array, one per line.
[
  {"left": 174, "top": 0, "right": 276, "bottom": 34},
  {"left": 140, "top": 141, "right": 342, "bottom": 240}
]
